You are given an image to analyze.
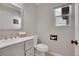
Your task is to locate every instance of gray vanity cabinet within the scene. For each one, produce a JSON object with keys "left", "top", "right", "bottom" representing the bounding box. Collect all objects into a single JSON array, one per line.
[
  {"left": 24, "top": 39, "right": 34, "bottom": 56},
  {"left": 0, "top": 39, "right": 35, "bottom": 56},
  {"left": 0, "top": 42, "right": 25, "bottom": 56}
]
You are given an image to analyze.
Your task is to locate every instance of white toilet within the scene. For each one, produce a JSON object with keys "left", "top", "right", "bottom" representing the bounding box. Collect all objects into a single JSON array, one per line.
[{"left": 33, "top": 35, "right": 48, "bottom": 56}]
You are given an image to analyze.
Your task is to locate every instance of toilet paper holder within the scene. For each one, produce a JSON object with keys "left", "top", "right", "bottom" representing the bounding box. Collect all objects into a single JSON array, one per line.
[{"left": 50, "top": 34, "right": 57, "bottom": 40}]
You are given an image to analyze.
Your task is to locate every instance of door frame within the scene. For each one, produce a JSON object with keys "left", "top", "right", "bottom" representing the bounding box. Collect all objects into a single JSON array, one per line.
[{"left": 75, "top": 3, "right": 79, "bottom": 56}]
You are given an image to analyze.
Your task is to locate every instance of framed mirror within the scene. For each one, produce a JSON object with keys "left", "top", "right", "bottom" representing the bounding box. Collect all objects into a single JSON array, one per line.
[
  {"left": 0, "top": 3, "right": 22, "bottom": 30},
  {"left": 54, "top": 4, "right": 71, "bottom": 26}
]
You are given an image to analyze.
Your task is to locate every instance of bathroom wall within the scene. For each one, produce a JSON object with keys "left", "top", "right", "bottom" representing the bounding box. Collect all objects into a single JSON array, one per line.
[
  {"left": 37, "top": 3, "right": 75, "bottom": 56},
  {"left": 22, "top": 3, "right": 37, "bottom": 35}
]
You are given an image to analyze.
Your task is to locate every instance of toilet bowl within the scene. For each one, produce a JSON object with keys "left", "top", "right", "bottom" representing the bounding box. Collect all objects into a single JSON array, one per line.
[
  {"left": 35, "top": 44, "right": 48, "bottom": 52},
  {"left": 33, "top": 35, "right": 48, "bottom": 56}
]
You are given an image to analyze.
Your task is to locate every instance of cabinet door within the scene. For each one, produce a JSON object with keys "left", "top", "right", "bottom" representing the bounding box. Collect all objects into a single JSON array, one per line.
[
  {"left": 25, "top": 39, "right": 33, "bottom": 50},
  {"left": 0, "top": 42, "right": 25, "bottom": 56},
  {"left": 26, "top": 48, "right": 34, "bottom": 56}
]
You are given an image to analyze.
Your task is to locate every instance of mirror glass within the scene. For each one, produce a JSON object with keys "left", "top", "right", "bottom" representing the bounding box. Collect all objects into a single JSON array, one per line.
[{"left": 0, "top": 3, "right": 21, "bottom": 30}]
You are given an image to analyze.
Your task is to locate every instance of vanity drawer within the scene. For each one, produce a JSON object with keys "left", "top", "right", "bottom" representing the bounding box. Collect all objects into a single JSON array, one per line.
[
  {"left": 25, "top": 39, "right": 33, "bottom": 50},
  {"left": 26, "top": 48, "right": 34, "bottom": 56}
]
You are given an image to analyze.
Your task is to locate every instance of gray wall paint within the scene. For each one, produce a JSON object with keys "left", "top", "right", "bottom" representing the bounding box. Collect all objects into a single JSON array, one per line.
[
  {"left": 37, "top": 3, "right": 75, "bottom": 56},
  {"left": 22, "top": 4, "right": 37, "bottom": 35}
]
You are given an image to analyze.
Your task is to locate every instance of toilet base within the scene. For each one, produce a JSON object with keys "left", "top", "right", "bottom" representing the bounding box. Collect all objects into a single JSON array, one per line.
[
  {"left": 34, "top": 50, "right": 45, "bottom": 56},
  {"left": 34, "top": 44, "right": 48, "bottom": 56}
]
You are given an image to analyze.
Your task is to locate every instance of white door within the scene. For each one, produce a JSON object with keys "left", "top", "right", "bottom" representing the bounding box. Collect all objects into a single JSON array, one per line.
[{"left": 75, "top": 3, "right": 79, "bottom": 56}]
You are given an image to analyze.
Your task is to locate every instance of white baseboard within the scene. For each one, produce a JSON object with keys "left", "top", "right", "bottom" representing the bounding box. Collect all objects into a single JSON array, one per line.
[{"left": 48, "top": 51, "right": 63, "bottom": 56}]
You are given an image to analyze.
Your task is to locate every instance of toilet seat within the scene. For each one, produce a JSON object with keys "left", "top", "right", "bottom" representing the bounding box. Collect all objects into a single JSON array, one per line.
[{"left": 35, "top": 44, "right": 48, "bottom": 52}]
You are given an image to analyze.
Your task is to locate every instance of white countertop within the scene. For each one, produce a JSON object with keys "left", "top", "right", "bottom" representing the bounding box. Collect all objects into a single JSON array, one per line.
[{"left": 0, "top": 35, "right": 37, "bottom": 49}]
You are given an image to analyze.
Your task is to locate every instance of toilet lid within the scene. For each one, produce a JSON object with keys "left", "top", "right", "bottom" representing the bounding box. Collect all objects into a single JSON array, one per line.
[{"left": 35, "top": 44, "right": 48, "bottom": 52}]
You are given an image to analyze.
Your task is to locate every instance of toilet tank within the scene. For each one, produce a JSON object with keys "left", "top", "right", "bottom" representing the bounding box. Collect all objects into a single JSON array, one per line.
[{"left": 33, "top": 35, "right": 38, "bottom": 46}]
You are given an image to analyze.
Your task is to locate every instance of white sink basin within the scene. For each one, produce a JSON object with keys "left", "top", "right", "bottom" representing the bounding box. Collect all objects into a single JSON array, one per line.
[{"left": 0, "top": 37, "right": 21, "bottom": 48}]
